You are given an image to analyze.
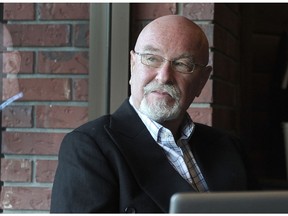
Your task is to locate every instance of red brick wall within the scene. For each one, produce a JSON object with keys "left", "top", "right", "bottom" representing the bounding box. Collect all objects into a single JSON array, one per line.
[
  {"left": 1, "top": 3, "right": 89, "bottom": 212},
  {"left": 0, "top": 3, "right": 241, "bottom": 213},
  {"left": 212, "top": 4, "right": 241, "bottom": 132}
]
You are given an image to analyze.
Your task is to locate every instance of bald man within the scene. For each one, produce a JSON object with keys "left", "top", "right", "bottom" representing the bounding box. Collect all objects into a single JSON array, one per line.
[{"left": 51, "top": 15, "right": 255, "bottom": 213}]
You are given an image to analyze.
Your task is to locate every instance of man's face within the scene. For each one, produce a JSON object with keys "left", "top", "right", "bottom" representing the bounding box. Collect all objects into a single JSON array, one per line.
[{"left": 129, "top": 23, "right": 209, "bottom": 123}]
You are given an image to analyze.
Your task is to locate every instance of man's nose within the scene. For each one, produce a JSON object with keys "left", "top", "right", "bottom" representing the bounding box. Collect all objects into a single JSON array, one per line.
[{"left": 155, "top": 61, "right": 174, "bottom": 84}]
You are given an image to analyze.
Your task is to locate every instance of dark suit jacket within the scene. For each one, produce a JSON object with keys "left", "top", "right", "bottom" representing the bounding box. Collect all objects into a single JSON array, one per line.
[{"left": 50, "top": 99, "right": 253, "bottom": 213}]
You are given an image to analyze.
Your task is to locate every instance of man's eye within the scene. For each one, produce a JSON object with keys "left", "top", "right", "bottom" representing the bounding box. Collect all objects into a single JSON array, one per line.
[
  {"left": 174, "top": 61, "right": 186, "bottom": 67},
  {"left": 145, "top": 55, "right": 161, "bottom": 62},
  {"left": 175, "top": 61, "right": 191, "bottom": 69}
]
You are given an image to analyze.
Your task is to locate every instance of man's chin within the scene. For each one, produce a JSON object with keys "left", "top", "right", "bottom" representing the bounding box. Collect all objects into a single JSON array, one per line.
[
  {"left": 139, "top": 102, "right": 181, "bottom": 123},
  {"left": 147, "top": 92, "right": 174, "bottom": 101},
  {"left": 144, "top": 96, "right": 176, "bottom": 109}
]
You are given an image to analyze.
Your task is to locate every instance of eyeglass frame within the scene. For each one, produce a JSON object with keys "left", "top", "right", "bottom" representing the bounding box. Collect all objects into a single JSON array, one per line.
[{"left": 133, "top": 50, "right": 206, "bottom": 74}]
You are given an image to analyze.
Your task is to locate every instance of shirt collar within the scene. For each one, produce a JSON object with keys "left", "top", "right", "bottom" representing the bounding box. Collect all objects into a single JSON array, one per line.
[{"left": 129, "top": 97, "right": 195, "bottom": 143}]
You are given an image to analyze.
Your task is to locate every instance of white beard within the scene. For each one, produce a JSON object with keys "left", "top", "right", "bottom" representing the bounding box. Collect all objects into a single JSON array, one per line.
[{"left": 139, "top": 81, "right": 181, "bottom": 122}]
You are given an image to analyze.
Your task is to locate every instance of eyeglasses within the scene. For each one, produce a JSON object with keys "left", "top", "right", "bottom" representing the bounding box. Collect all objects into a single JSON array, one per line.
[{"left": 134, "top": 51, "right": 205, "bottom": 74}]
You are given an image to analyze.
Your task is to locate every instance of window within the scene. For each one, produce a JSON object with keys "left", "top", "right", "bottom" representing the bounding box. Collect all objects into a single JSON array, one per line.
[{"left": 89, "top": 3, "right": 130, "bottom": 120}]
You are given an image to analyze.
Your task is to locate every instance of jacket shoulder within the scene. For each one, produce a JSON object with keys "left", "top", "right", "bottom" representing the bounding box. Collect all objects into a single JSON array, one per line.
[
  {"left": 73, "top": 115, "right": 111, "bottom": 137},
  {"left": 194, "top": 122, "right": 239, "bottom": 141}
]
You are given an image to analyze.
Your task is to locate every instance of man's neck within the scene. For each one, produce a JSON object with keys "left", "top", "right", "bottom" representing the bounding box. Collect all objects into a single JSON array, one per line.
[
  {"left": 159, "top": 114, "right": 185, "bottom": 141},
  {"left": 129, "top": 96, "right": 186, "bottom": 140}
]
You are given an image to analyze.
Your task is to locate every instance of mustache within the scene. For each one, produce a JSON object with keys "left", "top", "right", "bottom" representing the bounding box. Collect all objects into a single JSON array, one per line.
[{"left": 143, "top": 81, "right": 180, "bottom": 99}]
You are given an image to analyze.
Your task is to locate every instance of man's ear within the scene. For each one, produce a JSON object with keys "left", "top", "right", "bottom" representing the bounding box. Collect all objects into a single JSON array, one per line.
[
  {"left": 129, "top": 51, "right": 136, "bottom": 85},
  {"left": 4, "top": 51, "right": 21, "bottom": 74},
  {"left": 195, "top": 65, "right": 212, "bottom": 97},
  {"left": 130, "top": 50, "right": 136, "bottom": 73}
]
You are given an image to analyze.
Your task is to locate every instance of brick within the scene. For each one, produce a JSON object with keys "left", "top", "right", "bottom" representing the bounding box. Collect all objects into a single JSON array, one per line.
[
  {"left": 72, "top": 78, "right": 88, "bottom": 101},
  {"left": 187, "top": 107, "right": 212, "bottom": 126},
  {"left": 1, "top": 132, "right": 65, "bottom": 155},
  {"left": 183, "top": 3, "right": 215, "bottom": 20},
  {"left": 214, "top": 4, "right": 240, "bottom": 37},
  {"left": 18, "top": 78, "right": 71, "bottom": 101},
  {"left": 36, "top": 160, "right": 57, "bottom": 183},
  {"left": 73, "top": 24, "right": 89, "bottom": 47},
  {"left": 6, "top": 24, "right": 70, "bottom": 47},
  {"left": 0, "top": 187, "right": 51, "bottom": 210},
  {"left": 2, "top": 78, "right": 21, "bottom": 101},
  {"left": 2, "top": 106, "right": 33, "bottom": 128},
  {"left": 213, "top": 80, "right": 235, "bottom": 107},
  {"left": 37, "top": 51, "right": 88, "bottom": 74},
  {"left": 131, "top": 3, "right": 176, "bottom": 19},
  {"left": 4, "top": 3, "right": 35, "bottom": 20},
  {"left": 39, "top": 3, "right": 89, "bottom": 20},
  {"left": 3, "top": 52, "right": 32, "bottom": 75},
  {"left": 213, "top": 51, "right": 237, "bottom": 83},
  {"left": 214, "top": 24, "right": 240, "bottom": 60},
  {"left": 36, "top": 105, "right": 88, "bottom": 129},
  {"left": 1, "top": 159, "right": 32, "bottom": 182},
  {"left": 194, "top": 79, "right": 213, "bottom": 103},
  {"left": 19, "top": 52, "right": 34, "bottom": 74}
]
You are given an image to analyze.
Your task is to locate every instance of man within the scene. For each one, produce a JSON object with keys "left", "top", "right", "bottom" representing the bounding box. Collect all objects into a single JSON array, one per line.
[{"left": 51, "top": 15, "right": 254, "bottom": 213}]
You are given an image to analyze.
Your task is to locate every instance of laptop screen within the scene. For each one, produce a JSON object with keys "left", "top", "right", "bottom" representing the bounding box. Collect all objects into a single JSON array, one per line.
[{"left": 169, "top": 191, "right": 288, "bottom": 213}]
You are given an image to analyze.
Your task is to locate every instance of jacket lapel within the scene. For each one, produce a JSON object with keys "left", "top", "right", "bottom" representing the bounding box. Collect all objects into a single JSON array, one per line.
[
  {"left": 105, "top": 99, "right": 194, "bottom": 212},
  {"left": 190, "top": 123, "right": 247, "bottom": 191}
]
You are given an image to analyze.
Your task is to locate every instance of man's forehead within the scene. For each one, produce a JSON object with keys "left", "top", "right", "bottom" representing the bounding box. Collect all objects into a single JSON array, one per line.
[
  {"left": 138, "top": 44, "right": 195, "bottom": 61},
  {"left": 141, "top": 45, "right": 160, "bottom": 53}
]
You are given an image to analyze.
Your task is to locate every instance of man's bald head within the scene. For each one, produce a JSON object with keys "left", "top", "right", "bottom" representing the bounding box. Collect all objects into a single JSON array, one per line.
[{"left": 134, "top": 15, "right": 210, "bottom": 65}]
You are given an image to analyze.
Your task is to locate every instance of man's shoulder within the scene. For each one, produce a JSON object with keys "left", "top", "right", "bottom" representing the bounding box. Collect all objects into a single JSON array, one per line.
[
  {"left": 60, "top": 115, "right": 114, "bottom": 151},
  {"left": 74, "top": 115, "right": 112, "bottom": 135},
  {"left": 192, "top": 123, "right": 243, "bottom": 160},
  {"left": 193, "top": 122, "right": 240, "bottom": 142}
]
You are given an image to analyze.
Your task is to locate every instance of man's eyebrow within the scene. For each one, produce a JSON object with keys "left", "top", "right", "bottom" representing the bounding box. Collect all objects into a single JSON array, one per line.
[
  {"left": 140, "top": 46, "right": 196, "bottom": 61},
  {"left": 174, "top": 53, "right": 196, "bottom": 61},
  {"left": 142, "top": 45, "right": 161, "bottom": 53}
]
